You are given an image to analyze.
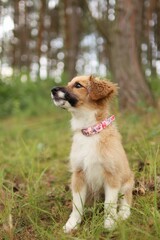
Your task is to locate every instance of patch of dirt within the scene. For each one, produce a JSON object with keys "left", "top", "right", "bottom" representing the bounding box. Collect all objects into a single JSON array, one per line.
[{"left": 133, "top": 176, "right": 160, "bottom": 196}]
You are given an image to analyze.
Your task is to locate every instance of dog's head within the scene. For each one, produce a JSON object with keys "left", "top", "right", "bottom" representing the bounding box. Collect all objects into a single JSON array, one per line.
[{"left": 51, "top": 75, "right": 118, "bottom": 111}]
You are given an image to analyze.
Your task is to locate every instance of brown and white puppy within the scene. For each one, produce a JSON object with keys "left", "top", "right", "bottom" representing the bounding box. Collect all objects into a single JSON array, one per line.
[{"left": 51, "top": 75, "right": 134, "bottom": 233}]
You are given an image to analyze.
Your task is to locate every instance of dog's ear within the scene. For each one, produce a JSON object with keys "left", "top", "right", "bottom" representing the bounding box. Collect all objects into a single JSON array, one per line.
[{"left": 88, "top": 75, "right": 118, "bottom": 101}]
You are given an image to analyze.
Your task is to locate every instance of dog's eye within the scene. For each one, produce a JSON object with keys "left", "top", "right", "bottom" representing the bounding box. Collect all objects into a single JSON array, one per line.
[{"left": 74, "top": 82, "right": 83, "bottom": 88}]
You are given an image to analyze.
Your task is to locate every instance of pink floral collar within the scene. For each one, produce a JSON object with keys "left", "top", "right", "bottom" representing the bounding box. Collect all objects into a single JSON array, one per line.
[{"left": 81, "top": 115, "right": 115, "bottom": 137}]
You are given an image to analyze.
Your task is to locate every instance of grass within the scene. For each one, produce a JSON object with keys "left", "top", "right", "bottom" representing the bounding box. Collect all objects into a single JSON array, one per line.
[{"left": 0, "top": 105, "right": 160, "bottom": 240}]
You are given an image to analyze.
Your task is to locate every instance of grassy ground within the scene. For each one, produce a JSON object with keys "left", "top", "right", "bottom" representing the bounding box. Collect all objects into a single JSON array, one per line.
[{"left": 0, "top": 106, "right": 160, "bottom": 240}]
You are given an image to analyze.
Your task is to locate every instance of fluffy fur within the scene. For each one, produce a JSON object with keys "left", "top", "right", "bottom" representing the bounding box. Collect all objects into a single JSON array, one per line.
[{"left": 51, "top": 75, "right": 134, "bottom": 233}]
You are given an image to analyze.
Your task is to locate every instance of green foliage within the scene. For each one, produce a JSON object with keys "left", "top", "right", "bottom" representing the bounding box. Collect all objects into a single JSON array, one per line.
[
  {"left": 0, "top": 75, "right": 67, "bottom": 118},
  {"left": 149, "top": 76, "right": 160, "bottom": 98},
  {"left": 0, "top": 74, "right": 159, "bottom": 118}
]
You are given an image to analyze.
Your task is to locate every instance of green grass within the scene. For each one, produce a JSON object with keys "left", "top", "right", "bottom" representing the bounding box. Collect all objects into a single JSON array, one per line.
[{"left": 0, "top": 106, "right": 160, "bottom": 239}]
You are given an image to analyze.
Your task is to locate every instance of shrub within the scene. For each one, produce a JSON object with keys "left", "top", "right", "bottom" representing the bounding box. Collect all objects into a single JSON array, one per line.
[{"left": 0, "top": 76, "right": 58, "bottom": 118}]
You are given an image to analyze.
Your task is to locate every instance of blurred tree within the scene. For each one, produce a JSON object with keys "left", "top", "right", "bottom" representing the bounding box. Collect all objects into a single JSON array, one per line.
[
  {"left": 143, "top": 0, "right": 155, "bottom": 76},
  {"left": 87, "top": 0, "right": 156, "bottom": 109},
  {"left": 11, "top": 0, "right": 32, "bottom": 72},
  {"left": 37, "top": 0, "right": 46, "bottom": 76},
  {"left": 12, "top": 0, "right": 19, "bottom": 68},
  {"left": 63, "top": 0, "right": 82, "bottom": 80},
  {"left": 156, "top": 1, "right": 160, "bottom": 52},
  {"left": 47, "top": 4, "right": 60, "bottom": 77}
]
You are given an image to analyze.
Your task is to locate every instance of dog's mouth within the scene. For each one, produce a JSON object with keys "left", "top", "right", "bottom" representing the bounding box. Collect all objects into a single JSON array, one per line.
[
  {"left": 51, "top": 87, "right": 78, "bottom": 108},
  {"left": 51, "top": 92, "right": 64, "bottom": 102},
  {"left": 51, "top": 92, "right": 66, "bottom": 108}
]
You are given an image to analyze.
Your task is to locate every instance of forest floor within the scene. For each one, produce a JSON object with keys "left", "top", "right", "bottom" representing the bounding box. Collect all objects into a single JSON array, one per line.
[{"left": 0, "top": 107, "right": 160, "bottom": 240}]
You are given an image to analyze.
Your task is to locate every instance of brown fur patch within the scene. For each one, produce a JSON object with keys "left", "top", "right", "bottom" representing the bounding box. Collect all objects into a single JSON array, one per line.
[
  {"left": 125, "top": 188, "right": 133, "bottom": 205},
  {"left": 123, "top": 174, "right": 134, "bottom": 205},
  {"left": 71, "top": 170, "right": 85, "bottom": 193},
  {"left": 88, "top": 76, "right": 118, "bottom": 101},
  {"left": 104, "top": 170, "right": 121, "bottom": 188}
]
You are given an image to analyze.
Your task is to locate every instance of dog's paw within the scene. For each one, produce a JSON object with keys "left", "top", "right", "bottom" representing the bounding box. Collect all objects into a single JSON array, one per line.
[
  {"left": 63, "top": 215, "right": 81, "bottom": 233},
  {"left": 118, "top": 206, "right": 131, "bottom": 220},
  {"left": 104, "top": 216, "right": 117, "bottom": 230},
  {"left": 63, "top": 222, "right": 78, "bottom": 233}
]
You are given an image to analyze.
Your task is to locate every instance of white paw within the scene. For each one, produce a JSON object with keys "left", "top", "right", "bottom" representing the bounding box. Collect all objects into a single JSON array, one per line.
[
  {"left": 63, "top": 215, "right": 81, "bottom": 233},
  {"left": 104, "top": 217, "right": 116, "bottom": 230},
  {"left": 118, "top": 206, "right": 131, "bottom": 220}
]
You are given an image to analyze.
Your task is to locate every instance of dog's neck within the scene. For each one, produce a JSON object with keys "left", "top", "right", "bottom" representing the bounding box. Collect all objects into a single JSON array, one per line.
[
  {"left": 70, "top": 107, "right": 110, "bottom": 133},
  {"left": 71, "top": 108, "right": 97, "bottom": 132}
]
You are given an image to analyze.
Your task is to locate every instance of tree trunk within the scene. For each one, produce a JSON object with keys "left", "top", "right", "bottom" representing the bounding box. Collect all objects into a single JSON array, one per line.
[
  {"left": 143, "top": 0, "right": 157, "bottom": 76},
  {"left": 12, "top": 0, "right": 20, "bottom": 69},
  {"left": 88, "top": 0, "right": 155, "bottom": 109},
  {"left": 156, "top": 0, "right": 160, "bottom": 51},
  {"left": 37, "top": 0, "right": 46, "bottom": 77},
  {"left": 63, "top": 0, "right": 82, "bottom": 81},
  {"left": 107, "top": 0, "right": 155, "bottom": 109}
]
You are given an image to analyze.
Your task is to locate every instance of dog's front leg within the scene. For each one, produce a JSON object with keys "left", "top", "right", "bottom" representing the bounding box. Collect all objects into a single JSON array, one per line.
[
  {"left": 63, "top": 171, "right": 87, "bottom": 233},
  {"left": 104, "top": 183, "right": 119, "bottom": 230}
]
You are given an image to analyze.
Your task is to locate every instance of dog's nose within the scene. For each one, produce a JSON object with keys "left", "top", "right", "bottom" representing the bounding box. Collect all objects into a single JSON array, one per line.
[{"left": 51, "top": 87, "right": 60, "bottom": 94}]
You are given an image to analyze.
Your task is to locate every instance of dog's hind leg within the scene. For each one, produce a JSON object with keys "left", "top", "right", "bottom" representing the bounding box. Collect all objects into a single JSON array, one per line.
[
  {"left": 118, "top": 175, "right": 134, "bottom": 220},
  {"left": 63, "top": 170, "right": 87, "bottom": 233}
]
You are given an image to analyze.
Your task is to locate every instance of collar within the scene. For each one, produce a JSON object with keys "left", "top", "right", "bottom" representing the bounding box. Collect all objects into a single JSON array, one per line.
[{"left": 81, "top": 115, "right": 115, "bottom": 137}]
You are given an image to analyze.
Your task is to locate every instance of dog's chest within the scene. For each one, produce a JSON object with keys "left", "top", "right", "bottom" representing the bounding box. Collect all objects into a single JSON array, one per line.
[{"left": 70, "top": 133, "right": 104, "bottom": 190}]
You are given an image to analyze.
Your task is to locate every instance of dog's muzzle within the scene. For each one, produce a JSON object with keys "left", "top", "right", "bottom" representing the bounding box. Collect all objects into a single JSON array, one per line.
[
  {"left": 51, "top": 87, "right": 61, "bottom": 95},
  {"left": 51, "top": 87, "right": 78, "bottom": 108},
  {"left": 51, "top": 87, "right": 62, "bottom": 98},
  {"left": 51, "top": 87, "right": 67, "bottom": 108}
]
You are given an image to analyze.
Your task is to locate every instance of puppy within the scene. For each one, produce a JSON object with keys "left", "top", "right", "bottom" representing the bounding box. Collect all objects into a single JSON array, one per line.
[{"left": 51, "top": 75, "right": 134, "bottom": 233}]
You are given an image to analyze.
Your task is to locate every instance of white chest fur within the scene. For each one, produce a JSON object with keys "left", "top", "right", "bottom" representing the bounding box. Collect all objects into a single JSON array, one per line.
[{"left": 70, "top": 132, "right": 104, "bottom": 191}]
